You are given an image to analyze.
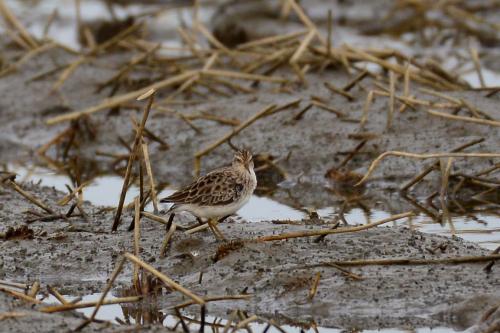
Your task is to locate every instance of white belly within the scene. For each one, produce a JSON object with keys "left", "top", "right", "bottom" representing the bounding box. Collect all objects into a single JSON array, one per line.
[{"left": 174, "top": 195, "right": 252, "bottom": 219}]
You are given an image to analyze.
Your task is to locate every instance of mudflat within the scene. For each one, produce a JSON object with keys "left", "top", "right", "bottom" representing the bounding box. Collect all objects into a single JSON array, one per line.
[{"left": 0, "top": 0, "right": 499, "bottom": 332}]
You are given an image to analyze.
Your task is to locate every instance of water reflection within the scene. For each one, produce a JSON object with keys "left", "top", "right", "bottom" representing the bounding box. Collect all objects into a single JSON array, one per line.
[{"left": 42, "top": 292, "right": 457, "bottom": 333}]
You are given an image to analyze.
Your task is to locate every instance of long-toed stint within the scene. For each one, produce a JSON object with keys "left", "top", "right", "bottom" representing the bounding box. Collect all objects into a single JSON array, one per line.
[{"left": 160, "top": 150, "right": 257, "bottom": 240}]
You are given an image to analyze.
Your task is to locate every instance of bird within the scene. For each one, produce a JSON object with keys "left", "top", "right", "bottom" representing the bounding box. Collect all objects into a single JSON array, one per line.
[{"left": 160, "top": 149, "right": 257, "bottom": 240}]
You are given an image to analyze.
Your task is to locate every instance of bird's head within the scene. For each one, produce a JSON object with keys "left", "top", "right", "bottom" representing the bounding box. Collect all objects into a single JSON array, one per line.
[{"left": 232, "top": 149, "right": 254, "bottom": 172}]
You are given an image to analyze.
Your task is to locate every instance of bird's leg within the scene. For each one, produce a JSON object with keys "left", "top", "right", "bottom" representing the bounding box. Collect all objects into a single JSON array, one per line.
[
  {"left": 209, "top": 215, "right": 231, "bottom": 242},
  {"left": 206, "top": 219, "right": 217, "bottom": 238},
  {"left": 207, "top": 218, "right": 220, "bottom": 239},
  {"left": 208, "top": 218, "right": 226, "bottom": 241},
  {"left": 127, "top": 216, "right": 135, "bottom": 231},
  {"left": 196, "top": 217, "right": 204, "bottom": 226},
  {"left": 166, "top": 213, "right": 175, "bottom": 230}
]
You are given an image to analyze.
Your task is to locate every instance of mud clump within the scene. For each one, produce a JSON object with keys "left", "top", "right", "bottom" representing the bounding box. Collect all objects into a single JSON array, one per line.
[{"left": 1, "top": 225, "right": 34, "bottom": 240}]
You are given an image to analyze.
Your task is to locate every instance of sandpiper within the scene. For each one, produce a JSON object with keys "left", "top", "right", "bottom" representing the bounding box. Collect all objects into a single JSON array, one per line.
[{"left": 160, "top": 150, "right": 257, "bottom": 240}]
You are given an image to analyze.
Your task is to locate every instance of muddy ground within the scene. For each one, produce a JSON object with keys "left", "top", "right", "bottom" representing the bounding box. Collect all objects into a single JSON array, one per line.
[
  {"left": 1, "top": 44, "right": 499, "bottom": 210},
  {"left": 1, "top": 0, "right": 500, "bottom": 332},
  {"left": 0, "top": 2, "right": 499, "bottom": 206}
]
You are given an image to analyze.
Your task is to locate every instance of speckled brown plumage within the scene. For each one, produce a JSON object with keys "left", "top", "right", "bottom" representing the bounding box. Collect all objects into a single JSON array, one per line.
[
  {"left": 161, "top": 167, "right": 249, "bottom": 206},
  {"left": 160, "top": 150, "right": 257, "bottom": 222}
]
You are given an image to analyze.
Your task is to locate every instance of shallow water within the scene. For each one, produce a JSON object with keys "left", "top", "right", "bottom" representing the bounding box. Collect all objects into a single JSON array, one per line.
[
  {"left": 43, "top": 293, "right": 125, "bottom": 323},
  {"left": 2, "top": 0, "right": 211, "bottom": 51},
  {"left": 10, "top": 164, "right": 500, "bottom": 251},
  {"left": 42, "top": 292, "right": 455, "bottom": 333}
]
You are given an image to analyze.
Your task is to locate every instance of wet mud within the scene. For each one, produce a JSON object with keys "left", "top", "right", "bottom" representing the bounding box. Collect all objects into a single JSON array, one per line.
[
  {"left": 1, "top": 183, "right": 499, "bottom": 332},
  {"left": 1, "top": 44, "right": 498, "bottom": 204},
  {"left": 0, "top": 0, "right": 499, "bottom": 332}
]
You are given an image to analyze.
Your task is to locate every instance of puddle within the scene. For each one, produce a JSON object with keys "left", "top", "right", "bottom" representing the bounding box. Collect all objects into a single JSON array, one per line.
[
  {"left": 10, "top": 164, "right": 304, "bottom": 220},
  {"left": 12, "top": 164, "right": 141, "bottom": 207},
  {"left": 162, "top": 314, "right": 456, "bottom": 333},
  {"left": 319, "top": 207, "right": 500, "bottom": 250},
  {"left": 1, "top": 0, "right": 212, "bottom": 51},
  {"left": 42, "top": 292, "right": 456, "bottom": 333},
  {"left": 43, "top": 293, "right": 126, "bottom": 323},
  {"left": 461, "top": 67, "right": 500, "bottom": 88},
  {"left": 7, "top": 164, "right": 500, "bottom": 251}
]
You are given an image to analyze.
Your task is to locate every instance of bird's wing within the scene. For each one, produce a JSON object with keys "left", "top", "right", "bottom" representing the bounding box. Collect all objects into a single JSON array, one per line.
[{"left": 160, "top": 168, "right": 245, "bottom": 206}]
